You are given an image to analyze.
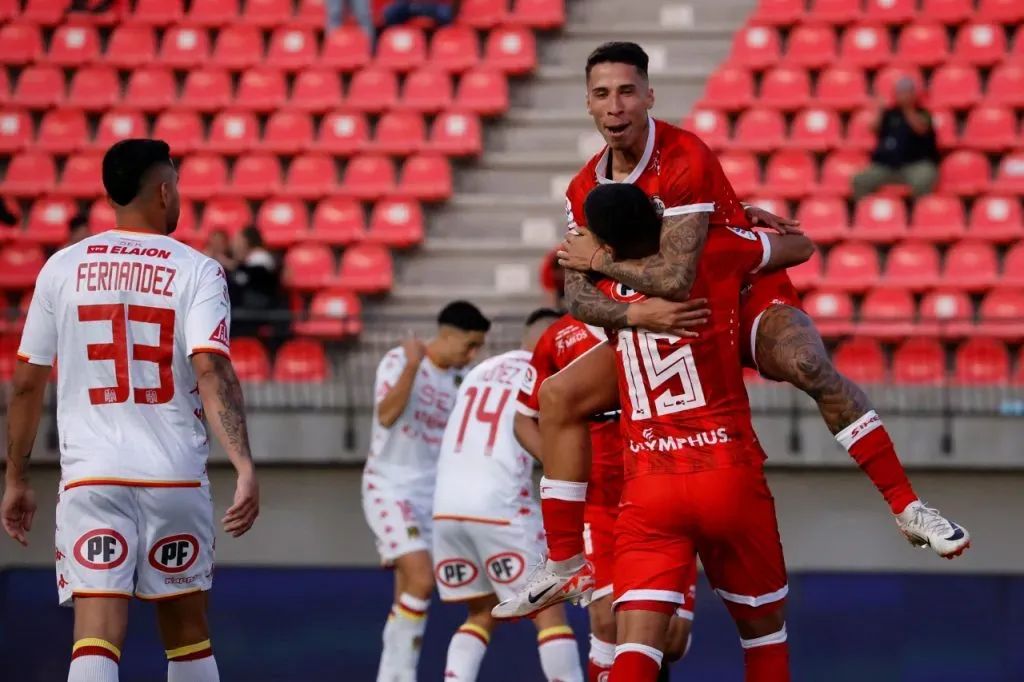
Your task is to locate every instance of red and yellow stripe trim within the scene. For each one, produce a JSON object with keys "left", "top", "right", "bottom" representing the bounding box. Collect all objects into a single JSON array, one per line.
[
  {"left": 72, "top": 638, "right": 121, "bottom": 663},
  {"left": 64, "top": 478, "right": 202, "bottom": 491},
  {"left": 432, "top": 514, "right": 511, "bottom": 526},
  {"left": 166, "top": 639, "right": 213, "bottom": 662},
  {"left": 190, "top": 346, "right": 230, "bottom": 359},
  {"left": 137, "top": 587, "right": 203, "bottom": 602},
  {"left": 396, "top": 602, "right": 427, "bottom": 621},
  {"left": 456, "top": 623, "right": 490, "bottom": 646},
  {"left": 72, "top": 589, "right": 133, "bottom": 599},
  {"left": 538, "top": 625, "right": 575, "bottom": 645}
]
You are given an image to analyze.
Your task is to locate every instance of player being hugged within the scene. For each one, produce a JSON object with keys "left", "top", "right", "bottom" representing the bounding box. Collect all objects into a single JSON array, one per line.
[
  {"left": 363, "top": 301, "right": 490, "bottom": 682},
  {"left": 432, "top": 309, "right": 584, "bottom": 682},
  {"left": 1, "top": 139, "right": 259, "bottom": 682}
]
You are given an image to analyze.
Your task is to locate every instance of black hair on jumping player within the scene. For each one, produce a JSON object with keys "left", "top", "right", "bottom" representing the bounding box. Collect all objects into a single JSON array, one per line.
[
  {"left": 585, "top": 42, "right": 649, "bottom": 81},
  {"left": 102, "top": 138, "right": 173, "bottom": 207},
  {"left": 524, "top": 308, "right": 562, "bottom": 327},
  {"left": 584, "top": 183, "right": 662, "bottom": 260},
  {"left": 438, "top": 300, "right": 492, "bottom": 332}
]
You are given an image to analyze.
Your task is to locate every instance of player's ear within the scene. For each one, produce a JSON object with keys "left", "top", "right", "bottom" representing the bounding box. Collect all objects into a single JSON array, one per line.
[
  {"left": 158, "top": 182, "right": 170, "bottom": 209},
  {"left": 585, "top": 92, "right": 594, "bottom": 116},
  {"left": 646, "top": 87, "right": 655, "bottom": 111}
]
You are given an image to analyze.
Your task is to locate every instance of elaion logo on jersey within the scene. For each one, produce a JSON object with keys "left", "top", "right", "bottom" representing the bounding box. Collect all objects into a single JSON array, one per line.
[
  {"left": 73, "top": 529, "right": 128, "bottom": 570},
  {"left": 148, "top": 534, "right": 200, "bottom": 574}
]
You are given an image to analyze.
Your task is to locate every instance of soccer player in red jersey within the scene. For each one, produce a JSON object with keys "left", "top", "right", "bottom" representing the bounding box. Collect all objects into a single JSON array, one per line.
[{"left": 514, "top": 314, "right": 694, "bottom": 682}]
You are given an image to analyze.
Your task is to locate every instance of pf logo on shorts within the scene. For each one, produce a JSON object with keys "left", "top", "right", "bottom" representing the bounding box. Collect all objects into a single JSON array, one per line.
[
  {"left": 486, "top": 552, "right": 525, "bottom": 584},
  {"left": 148, "top": 534, "right": 200, "bottom": 574},
  {"left": 73, "top": 529, "right": 128, "bottom": 570},
  {"left": 435, "top": 558, "right": 479, "bottom": 588}
]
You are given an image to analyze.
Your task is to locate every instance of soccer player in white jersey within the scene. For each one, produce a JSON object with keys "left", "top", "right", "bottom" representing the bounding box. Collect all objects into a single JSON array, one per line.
[
  {"left": 363, "top": 300, "right": 491, "bottom": 682},
  {"left": 1, "top": 139, "right": 260, "bottom": 682},
  {"left": 433, "top": 308, "right": 584, "bottom": 682}
]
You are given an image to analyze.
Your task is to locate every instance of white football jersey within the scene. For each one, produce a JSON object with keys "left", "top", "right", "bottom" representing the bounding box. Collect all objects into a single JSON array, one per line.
[
  {"left": 364, "top": 346, "right": 463, "bottom": 494},
  {"left": 17, "top": 229, "right": 231, "bottom": 487},
  {"left": 433, "top": 350, "right": 536, "bottom": 521}
]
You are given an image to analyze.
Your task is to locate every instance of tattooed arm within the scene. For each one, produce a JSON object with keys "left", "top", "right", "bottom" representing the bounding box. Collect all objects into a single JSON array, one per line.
[
  {"left": 4, "top": 363, "right": 51, "bottom": 486},
  {"left": 563, "top": 269, "right": 630, "bottom": 329},
  {"left": 193, "top": 352, "right": 254, "bottom": 473}
]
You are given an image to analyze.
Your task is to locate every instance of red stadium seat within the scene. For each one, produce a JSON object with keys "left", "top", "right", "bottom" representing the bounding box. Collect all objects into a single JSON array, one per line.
[
  {"left": 758, "top": 66, "right": 811, "bottom": 110},
  {"left": 752, "top": 0, "right": 806, "bottom": 25},
  {"left": 318, "top": 111, "right": 370, "bottom": 155},
  {"left": 283, "top": 243, "right": 337, "bottom": 291},
  {"left": 160, "top": 25, "right": 211, "bottom": 69},
  {"left": 1000, "top": 243, "right": 1024, "bottom": 288},
  {"left": 764, "top": 150, "right": 817, "bottom": 198},
  {"left": 717, "top": 152, "right": 761, "bottom": 196},
  {"left": 228, "top": 153, "right": 283, "bottom": 198},
  {"left": 866, "top": 0, "right": 916, "bottom": 23},
  {"left": 893, "top": 339, "right": 946, "bottom": 384},
  {"left": 978, "top": 0, "right": 1024, "bottom": 21},
  {"left": 930, "top": 108, "right": 959, "bottom": 150},
  {"left": 943, "top": 240, "right": 999, "bottom": 291},
  {"left": 0, "top": 22, "right": 43, "bottom": 65},
  {"left": 681, "top": 108, "right": 729, "bottom": 150},
  {"left": 285, "top": 153, "right": 338, "bottom": 199},
  {"left": 431, "top": 112, "right": 483, "bottom": 157},
  {"left": 311, "top": 197, "right": 366, "bottom": 245},
  {"left": 952, "top": 23, "right": 1007, "bottom": 66},
  {"left": 873, "top": 65, "right": 924, "bottom": 101},
  {"left": 515, "top": 0, "right": 565, "bottom": 27},
  {"left": 295, "top": 289, "right": 363, "bottom": 339},
  {"left": 954, "top": 339, "right": 1009, "bottom": 385},
  {"left": 977, "top": 289, "right": 1024, "bottom": 340},
  {"left": 485, "top": 25, "right": 537, "bottom": 75},
  {"left": 132, "top": 0, "right": 185, "bottom": 25},
  {"left": 212, "top": 25, "right": 264, "bottom": 70},
  {"left": 2, "top": 152, "right": 56, "bottom": 197},
  {"left": 339, "top": 243, "right": 394, "bottom": 293},
  {"left": 820, "top": 150, "right": 868, "bottom": 196},
  {"left": 58, "top": 154, "right": 104, "bottom": 197},
  {"left": 377, "top": 26, "right": 428, "bottom": 72},
  {"left": 987, "top": 63, "right": 1024, "bottom": 109},
  {"left": 369, "top": 197, "right": 425, "bottom": 248},
  {"left": 320, "top": 26, "right": 371, "bottom": 72},
  {"left": 825, "top": 241, "right": 880, "bottom": 291},
  {"left": 919, "top": 290, "right": 974, "bottom": 338},
  {"left": 732, "top": 108, "right": 785, "bottom": 152},
  {"left": 14, "top": 66, "right": 65, "bottom": 109},
  {"left": 0, "top": 244, "right": 45, "bottom": 289},
  {"left": 963, "top": 105, "right": 1019, "bottom": 151},
  {"left": 104, "top": 24, "right": 157, "bottom": 69},
  {"left": 400, "top": 68, "right": 454, "bottom": 113},
  {"left": 747, "top": 196, "right": 790, "bottom": 219},
  {"left": 815, "top": 65, "right": 868, "bottom": 110},
  {"left": 26, "top": 196, "right": 76, "bottom": 245},
  {"left": 850, "top": 195, "right": 908, "bottom": 242},
  {"left": 789, "top": 108, "right": 842, "bottom": 151},
  {"left": 840, "top": 24, "right": 893, "bottom": 69},
  {"left": 884, "top": 241, "right": 940, "bottom": 290},
  {"left": 921, "top": 0, "right": 972, "bottom": 24},
  {"left": 858, "top": 288, "right": 916, "bottom": 340},
  {"left": 939, "top": 151, "right": 991, "bottom": 195},
  {"left": 784, "top": 24, "right": 838, "bottom": 68},
  {"left": 191, "top": 199, "right": 247, "bottom": 244},
  {"left": 400, "top": 154, "right": 452, "bottom": 201},
  {"left": 343, "top": 155, "right": 397, "bottom": 199},
  {"left": 186, "top": 0, "right": 240, "bottom": 27},
  {"left": 263, "top": 110, "right": 314, "bottom": 154},
  {"left": 230, "top": 337, "right": 271, "bottom": 382},
  {"left": 347, "top": 66, "right": 400, "bottom": 113},
  {"left": 88, "top": 198, "right": 116, "bottom": 234},
  {"left": 730, "top": 25, "right": 782, "bottom": 69},
  {"left": 802, "top": 289, "right": 855, "bottom": 337},
  {"left": 844, "top": 108, "right": 879, "bottom": 152},
  {"left": 455, "top": 68, "right": 509, "bottom": 116},
  {"left": 458, "top": 0, "right": 508, "bottom": 27},
  {"left": 0, "top": 70, "right": 9, "bottom": 106},
  {"left": 787, "top": 248, "right": 822, "bottom": 290},
  {"left": 895, "top": 22, "right": 949, "bottom": 66},
  {"left": 243, "top": 0, "right": 293, "bottom": 27},
  {"left": 292, "top": 69, "right": 344, "bottom": 114},
  {"left": 236, "top": 67, "right": 287, "bottom": 112},
  {"left": 267, "top": 27, "right": 318, "bottom": 71},
  {"left": 207, "top": 110, "right": 259, "bottom": 155},
  {"left": 430, "top": 25, "right": 481, "bottom": 72},
  {"left": 928, "top": 64, "right": 982, "bottom": 110},
  {"left": 795, "top": 197, "right": 848, "bottom": 243},
  {"left": 295, "top": 0, "right": 329, "bottom": 27},
  {"left": 46, "top": 24, "right": 101, "bottom": 66},
  {"left": 180, "top": 68, "right": 234, "bottom": 112},
  {"left": 0, "top": 336, "right": 20, "bottom": 380},
  {"left": 0, "top": 109, "right": 32, "bottom": 154},
  {"left": 23, "top": 0, "right": 67, "bottom": 25},
  {"left": 256, "top": 197, "right": 310, "bottom": 247},
  {"left": 993, "top": 150, "right": 1024, "bottom": 194},
  {"left": 833, "top": 338, "right": 887, "bottom": 384},
  {"left": 124, "top": 67, "right": 176, "bottom": 111},
  {"left": 36, "top": 109, "right": 88, "bottom": 154},
  {"left": 969, "top": 196, "right": 1023, "bottom": 243},
  {"left": 907, "top": 194, "right": 966, "bottom": 242},
  {"left": 809, "top": 0, "right": 861, "bottom": 23},
  {"left": 273, "top": 339, "right": 329, "bottom": 383},
  {"left": 701, "top": 65, "right": 755, "bottom": 110},
  {"left": 178, "top": 154, "right": 229, "bottom": 200},
  {"left": 152, "top": 110, "right": 204, "bottom": 155}
]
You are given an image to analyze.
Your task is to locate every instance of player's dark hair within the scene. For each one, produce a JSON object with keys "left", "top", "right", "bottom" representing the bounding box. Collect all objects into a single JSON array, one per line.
[
  {"left": 525, "top": 308, "right": 562, "bottom": 327},
  {"left": 102, "top": 138, "right": 173, "bottom": 207},
  {"left": 584, "top": 183, "right": 662, "bottom": 260},
  {"left": 585, "top": 42, "right": 649, "bottom": 81},
  {"left": 438, "top": 300, "right": 492, "bottom": 333}
]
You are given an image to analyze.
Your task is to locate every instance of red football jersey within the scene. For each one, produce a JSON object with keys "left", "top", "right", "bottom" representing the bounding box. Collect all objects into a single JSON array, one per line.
[
  {"left": 516, "top": 315, "right": 624, "bottom": 507},
  {"left": 602, "top": 227, "right": 774, "bottom": 478}
]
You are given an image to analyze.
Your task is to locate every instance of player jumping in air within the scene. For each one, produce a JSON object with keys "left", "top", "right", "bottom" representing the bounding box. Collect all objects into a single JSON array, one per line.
[
  {"left": 362, "top": 301, "right": 490, "bottom": 682},
  {"left": 493, "top": 41, "right": 969, "bottom": 622},
  {"left": 1, "top": 139, "right": 260, "bottom": 682},
  {"left": 432, "top": 308, "right": 584, "bottom": 682}
]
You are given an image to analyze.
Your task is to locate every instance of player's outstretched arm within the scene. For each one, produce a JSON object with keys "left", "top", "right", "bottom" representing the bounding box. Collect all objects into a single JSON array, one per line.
[
  {"left": 1, "top": 362, "right": 49, "bottom": 545},
  {"left": 513, "top": 412, "right": 544, "bottom": 464},
  {"left": 760, "top": 233, "right": 816, "bottom": 273}
]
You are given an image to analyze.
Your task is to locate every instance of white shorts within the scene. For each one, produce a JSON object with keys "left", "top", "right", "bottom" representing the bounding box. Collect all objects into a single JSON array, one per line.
[
  {"left": 362, "top": 473, "right": 433, "bottom": 564},
  {"left": 55, "top": 483, "right": 215, "bottom": 607},
  {"left": 432, "top": 510, "right": 545, "bottom": 603}
]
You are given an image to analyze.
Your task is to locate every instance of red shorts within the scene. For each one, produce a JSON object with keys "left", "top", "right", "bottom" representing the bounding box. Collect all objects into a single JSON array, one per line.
[
  {"left": 613, "top": 466, "right": 787, "bottom": 621},
  {"left": 739, "top": 269, "right": 803, "bottom": 372},
  {"left": 584, "top": 503, "right": 617, "bottom": 603}
]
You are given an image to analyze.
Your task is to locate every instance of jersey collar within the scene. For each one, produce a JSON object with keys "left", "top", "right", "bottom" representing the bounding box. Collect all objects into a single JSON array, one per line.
[{"left": 594, "top": 115, "right": 656, "bottom": 186}]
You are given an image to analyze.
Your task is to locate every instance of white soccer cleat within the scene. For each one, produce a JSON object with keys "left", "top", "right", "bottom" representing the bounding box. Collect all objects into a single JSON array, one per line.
[
  {"left": 896, "top": 500, "right": 970, "bottom": 559},
  {"left": 491, "top": 560, "right": 595, "bottom": 620}
]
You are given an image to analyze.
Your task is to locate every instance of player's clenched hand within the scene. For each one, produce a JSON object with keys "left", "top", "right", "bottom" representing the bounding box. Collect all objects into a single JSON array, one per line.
[
  {"left": 745, "top": 205, "right": 803, "bottom": 235},
  {"left": 556, "top": 229, "right": 605, "bottom": 272},
  {"left": 223, "top": 470, "right": 259, "bottom": 537},
  {"left": 1, "top": 483, "right": 37, "bottom": 547},
  {"left": 401, "top": 335, "right": 426, "bottom": 366},
  {"left": 626, "top": 298, "right": 710, "bottom": 338}
]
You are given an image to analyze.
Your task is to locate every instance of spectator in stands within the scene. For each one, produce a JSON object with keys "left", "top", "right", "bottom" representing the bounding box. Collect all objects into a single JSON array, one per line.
[
  {"left": 383, "top": 0, "right": 459, "bottom": 27},
  {"left": 203, "top": 228, "right": 237, "bottom": 273},
  {"left": 852, "top": 77, "right": 939, "bottom": 200},
  {"left": 326, "top": 0, "right": 376, "bottom": 47},
  {"left": 539, "top": 246, "right": 565, "bottom": 308},
  {"left": 228, "top": 226, "right": 285, "bottom": 340},
  {"left": 66, "top": 213, "right": 89, "bottom": 247}
]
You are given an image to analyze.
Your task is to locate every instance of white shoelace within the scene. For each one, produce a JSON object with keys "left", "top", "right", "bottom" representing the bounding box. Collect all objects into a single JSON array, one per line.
[{"left": 909, "top": 503, "right": 953, "bottom": 537}]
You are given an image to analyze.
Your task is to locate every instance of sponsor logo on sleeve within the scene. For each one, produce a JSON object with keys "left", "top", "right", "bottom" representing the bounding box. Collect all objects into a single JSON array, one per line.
[
  {"left": 521, "top": 365, "right": 537, "bottom": 395},
  {"left": 208, "top": 318, "right": 230, "bottom": 346}
]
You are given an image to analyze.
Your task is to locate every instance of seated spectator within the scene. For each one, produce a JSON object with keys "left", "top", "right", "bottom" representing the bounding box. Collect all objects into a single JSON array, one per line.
[
  {"left": 326, "top": 0, "right": 376, "bottom": 47},
  {"left": 203, "top": 228, "right": 238, "bottom": 273},
  {"left": 383, "top": 0, "right": 460, "bottom": 27},
  {"left": 229, "top": 226, "right": 286, "bottom": 340},
  {"left": 66, "top": 213, "right": 89, "bottom": 247},
  {"left": 539, "top": 245, "right": 565, "bottom": 309},
  {"left": 852, "top": 77, "right": 939, "bottom": 200}
]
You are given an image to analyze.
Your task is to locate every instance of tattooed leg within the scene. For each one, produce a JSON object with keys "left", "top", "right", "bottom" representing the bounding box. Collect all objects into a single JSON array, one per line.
[{"left": 754, "top": 305, "right": 918, "bottom": 514}]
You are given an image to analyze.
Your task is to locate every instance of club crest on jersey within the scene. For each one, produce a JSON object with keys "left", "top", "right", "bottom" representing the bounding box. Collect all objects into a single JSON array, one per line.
[
  {"left": 148, "top": 534, "right": 200, "bottom": 574},
  {"left": 73, "top": 529, "right": 128, "bottom": 570},
  {"left": 610, "top": 283, "right": 644, "bottom": 303},
  {"left": 521, "top": 365, "right": 537, "bottom": 394},
  {"left": 435, "top": 558, "right": 479, "bottom": 588},
  {"left": 727, "top": 226, "right": 757, "bottom": 241},
  {"left": 209, "top": 318, "right": 230, "bottom": 346}
]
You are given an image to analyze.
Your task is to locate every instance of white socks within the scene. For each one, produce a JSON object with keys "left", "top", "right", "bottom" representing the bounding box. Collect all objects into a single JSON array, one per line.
[{"left": 443, "top": 624, "right": 489, "bottom": 681}]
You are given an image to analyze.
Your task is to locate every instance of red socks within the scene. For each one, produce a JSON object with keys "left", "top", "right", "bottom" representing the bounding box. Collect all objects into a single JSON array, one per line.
[
  {"left": 741, "top": 627, "right": 790, "bottom": 682},
  {"left": 610, "top": 645, "right": 662, "bottom": 682},
  {"left": 539, "top": 477, "right": 587, "bottom": 561},
  {"left": 836, "top": 411, "right": 918, "bottom": 515}
]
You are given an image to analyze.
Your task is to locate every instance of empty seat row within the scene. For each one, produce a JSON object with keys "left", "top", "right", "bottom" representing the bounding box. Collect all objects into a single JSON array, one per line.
[
  {"left": 753, "top": 0, "right": 1024, "bottom": 27},
  {"left": 1, "top": 65, "right": 510, "bottom": 116}
]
